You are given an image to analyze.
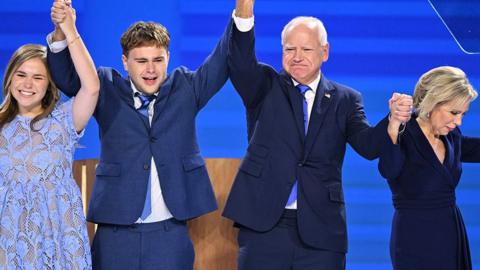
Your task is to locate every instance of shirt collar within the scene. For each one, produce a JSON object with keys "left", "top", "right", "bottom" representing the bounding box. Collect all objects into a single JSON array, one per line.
[
  {"left": 130, "top": 80, "right": 158, "bottom": 97},
  {"left": 291, "top": 72, "right": 321, "bottom": 94}
]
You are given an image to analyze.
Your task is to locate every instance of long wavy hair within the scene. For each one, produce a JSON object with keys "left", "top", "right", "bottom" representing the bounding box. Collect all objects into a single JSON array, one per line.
[{"left": 0, "top": 44, "right": 60, "bottom": 131}]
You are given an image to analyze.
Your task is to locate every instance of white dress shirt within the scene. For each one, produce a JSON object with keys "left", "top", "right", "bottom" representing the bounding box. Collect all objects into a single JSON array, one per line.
[{"left": 131, "top": 83, "right": 173, "bottom": 223}]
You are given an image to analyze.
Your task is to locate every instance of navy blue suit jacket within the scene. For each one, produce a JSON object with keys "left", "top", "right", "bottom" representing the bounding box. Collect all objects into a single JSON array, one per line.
[
  {"left": 223, "top": 23, "right": 389, "bottom": 253},
  {"left": 378, "top": 115, "right": 480, "bottom": 269},
  {"left": 47, "top": 20, "right": 232, "bottom": 225}
]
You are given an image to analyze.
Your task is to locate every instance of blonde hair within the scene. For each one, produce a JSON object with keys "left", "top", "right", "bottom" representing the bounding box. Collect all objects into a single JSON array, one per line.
[
  {"left": 281, "top": 16, "right": 328, "bottom": 46},
  {"left": 413, "top": 66, "right": 477, "bottom": 120},
  {"left": 0, "top": 44, "right": 60, "bottom": 130}
]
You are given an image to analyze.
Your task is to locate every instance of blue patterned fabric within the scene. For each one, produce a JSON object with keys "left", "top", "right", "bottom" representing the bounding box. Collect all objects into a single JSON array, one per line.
[
  {"left": 135, "top": 93, "right": 155, "bottom": 119},
  {"left": 0, "top": 99, "right": 91, "bottom": 269}
]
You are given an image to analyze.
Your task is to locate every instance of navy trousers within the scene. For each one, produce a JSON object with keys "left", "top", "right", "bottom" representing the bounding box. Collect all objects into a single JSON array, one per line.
[
  {"left": 91, "top": 219, "right": 194, "bottom": 270},
  {"left": 237, "top": 210, "right": 345, "bottom": 270}
]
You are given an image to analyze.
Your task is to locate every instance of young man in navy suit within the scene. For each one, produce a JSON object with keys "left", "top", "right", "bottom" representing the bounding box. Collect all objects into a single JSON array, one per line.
[
  {"left": 223, "top": 0, "right": 413, "bottom": 269},
  {"left": 46, "top": 2, "right": 232, "bottom": 269}
]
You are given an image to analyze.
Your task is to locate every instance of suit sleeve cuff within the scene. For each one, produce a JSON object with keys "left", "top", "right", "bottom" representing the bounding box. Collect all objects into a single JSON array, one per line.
[
  {"left": 46, "top": 31, "right": 68, "bottom": 53},
  {"left": 232, "top": 9, "right": 254, "bottom": 32}
]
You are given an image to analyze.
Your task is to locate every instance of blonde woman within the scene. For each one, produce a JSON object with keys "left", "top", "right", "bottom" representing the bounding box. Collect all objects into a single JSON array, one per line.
[
  {"left": 379, "top": 66, "right": 479, "bottom": 270},
  {"left": 0, "top": 1, "right": 98, "bottom": 268}
]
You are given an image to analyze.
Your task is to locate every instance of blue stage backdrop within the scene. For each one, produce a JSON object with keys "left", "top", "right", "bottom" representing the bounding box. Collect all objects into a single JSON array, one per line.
[{"left": 1, "top": 1, "right": 479, "bottom": 269}]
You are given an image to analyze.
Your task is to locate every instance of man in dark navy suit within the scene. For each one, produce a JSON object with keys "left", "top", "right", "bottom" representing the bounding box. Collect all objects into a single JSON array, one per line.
[
  {"left": 46, "top": 3, "right": 233, "bottom": 269},
  {"left": 223, "top": 0, "right": 413, "bottom": 269}
]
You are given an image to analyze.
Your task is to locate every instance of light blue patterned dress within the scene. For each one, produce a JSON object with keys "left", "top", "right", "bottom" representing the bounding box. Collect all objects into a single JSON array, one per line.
[{"left": 0, "top": 99, "right": 91, "bottom": 269}]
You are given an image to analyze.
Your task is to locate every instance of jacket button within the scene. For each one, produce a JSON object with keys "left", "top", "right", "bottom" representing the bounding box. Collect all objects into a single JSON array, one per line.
[
  {"left": 297, "top": 163, "right": 303, "bottom": 167},
  {"left": 143, "top": 164, "right": 150, "bottom": 170}
]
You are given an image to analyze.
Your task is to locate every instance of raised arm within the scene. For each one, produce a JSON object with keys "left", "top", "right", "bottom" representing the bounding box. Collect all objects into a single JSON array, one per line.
[
  {"left": 236, "top": 0, "right": 254, "bottom": 18},
  {"left": 47, "top": 1, "right": 81, "bottom": 97},
  {"left": 51, "top": 0, "right": 99, "bottom": 132},
  {"left": 347, "top": 92, "right": 412, "bottom": 160},
  {"left": 189, "top": 17, "right": 231, "bottom": 110},
  {"left": 378, "top": 134, "right": 406, "bottom": 180},
  {"left": 229, "top": 0, "right": 272, "bottom": 108},
  {"left": 377, "top": 94, "right": 412, "bottom": 179}
]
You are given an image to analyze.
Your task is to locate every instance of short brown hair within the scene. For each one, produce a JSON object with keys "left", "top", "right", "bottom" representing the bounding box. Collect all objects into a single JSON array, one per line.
[{"left": 120, "top": 21, "right": 170, "bottom": 56}]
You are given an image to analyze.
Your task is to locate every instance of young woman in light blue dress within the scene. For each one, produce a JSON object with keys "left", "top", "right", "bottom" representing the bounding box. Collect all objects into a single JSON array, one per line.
[{"left": 0, "top": 1, "right": 99, "bottom": 268}]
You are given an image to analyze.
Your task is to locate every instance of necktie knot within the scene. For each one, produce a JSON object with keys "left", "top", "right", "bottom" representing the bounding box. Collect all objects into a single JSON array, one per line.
[
  {"left": 136, "top": 93, "right": 156, "bottom": 109},
  {"left": 296, "top": 84, "right": 310, "bottom": 95},
  {"left": 135, "top": 93, "right": 156, "bottom": 118}
]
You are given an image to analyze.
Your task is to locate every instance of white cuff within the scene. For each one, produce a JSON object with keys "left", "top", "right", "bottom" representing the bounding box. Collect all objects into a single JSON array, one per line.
[
  {"left": 232, "top": 9, "right": 254, "bottom": 32},
  {"left": 46, "top": 32, "right": 68, "bottom": 53}
]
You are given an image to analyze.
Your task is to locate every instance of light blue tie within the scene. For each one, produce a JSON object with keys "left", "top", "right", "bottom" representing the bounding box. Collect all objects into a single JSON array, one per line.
[
  {"left": 136, "top": 93, "right": 155, "bottom": 120},
  {"left": 136, "top": 93, "right": 156, "bottom": 219},
  {"left": 286, "top": 84, "right": 310, "bottom": 206}
]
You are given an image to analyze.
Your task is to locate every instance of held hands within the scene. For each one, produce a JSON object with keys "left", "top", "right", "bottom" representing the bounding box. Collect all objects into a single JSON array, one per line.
[
  {"left": 235, "top": 0, "right": 254, "bottom": 18},
  {"left": 51, "top": 0, "right": 77, "bottom": 42},
  {"left": 387, "top": 92, "right": 413, "bottom": 143},
  {"left": 389, "top": 92, "right": 413, "bottom": 124}
]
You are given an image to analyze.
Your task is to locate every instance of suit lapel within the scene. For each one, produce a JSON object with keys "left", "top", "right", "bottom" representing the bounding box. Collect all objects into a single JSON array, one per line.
[
  {"left": 304, "top": 76, "right": 335, "bottom": 157},
  {"left": 152, "top": 74, "right": 173, "bottom": 124},
  {"left": 117, "top": 76, "right": 150, "bottom": 130},
  {"left": 441, "top": 134, "right": 456, "bottom": 185},
  {"left": 408, "top": 118, "right": 454, "bottom": 186},
  {"left": 116, "top": 76, "right": 136, "bottom": 109},
  {"left": 117, "top": 76, "right": 153, "bottom": 130},
  {"left": 280, "top": 72, "right": 306, "bottom": 139}
]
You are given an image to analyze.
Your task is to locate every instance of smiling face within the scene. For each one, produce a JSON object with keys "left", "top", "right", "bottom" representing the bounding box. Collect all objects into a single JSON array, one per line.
[
  {"left": 122, "top": 45, "right": 169, "bottom": 95},
  {"left": 9, "top": 57, "right": 49, "bottom": 117},
  {"left": 428, "top": 100, "right": 470, "bottom": 136},
  {"left": 282, "top": 23, "right": 329, "bottom": 85}
]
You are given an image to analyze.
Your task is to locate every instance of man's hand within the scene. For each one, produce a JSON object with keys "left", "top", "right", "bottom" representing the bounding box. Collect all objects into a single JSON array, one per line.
[
  {"left": 51, "top": 0, "right": 77, "bottom": 42},
  {"left": 387, "top": 92, "right": 413, "bottom": 144},
  {"left": 389, "top": 92, "right": 413, "bottom": 124},
  {"left": 235, "top": 0, "right": 254, "bottom": 18}
]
